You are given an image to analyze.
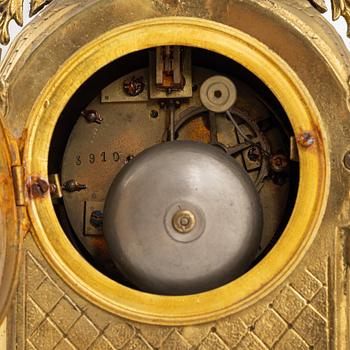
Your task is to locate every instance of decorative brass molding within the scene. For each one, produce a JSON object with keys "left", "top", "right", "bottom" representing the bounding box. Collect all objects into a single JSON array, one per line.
[
  {"left": 0, "top": 0, "right": 52, "bottom": 46},
  {"left": 0, "top": 0, "right": 23, "bottom": 45},
  {"left": 331, "top": 0, "right": 350, "bottom": 36},
  {"left": 0, "top": 0, "right": 349, "bottom": 47},
  {"left": 1, "top": 0, "right": 348, "bottom": 348},
  {"left": 309, "top": 0, "right": 350, "bottom": 36},
  {"left": 309, "top": 0, "right": 328, "bottom": 12},
  {"left": 24, "top": 16, "right": 328, "bottom": 325},
  {"left": 30, "top": 0, "right": 52, "bottom": 16},
  {"left": 15, "top": 233, "right": 330, "bottom": 349}
]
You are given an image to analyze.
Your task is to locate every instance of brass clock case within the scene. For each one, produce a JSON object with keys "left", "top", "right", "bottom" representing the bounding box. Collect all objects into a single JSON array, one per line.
[
  {"left": 0, "top": 0, "right": 349, "bottom": 347},
  {"left": 0, "top": 121, "right": 23, "bottom": 324},
  {"left": 21, "top": 18, "right": 328, "bottom": 324}
]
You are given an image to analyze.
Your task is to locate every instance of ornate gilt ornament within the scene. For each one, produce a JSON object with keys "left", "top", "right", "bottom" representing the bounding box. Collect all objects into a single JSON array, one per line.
[
  {"left": 0, "top": 0, "right": 349, "bottom": 48},
  {"left": 0, "top": 0, "right": 348, "bottom": 50},
  {"left": 310, "top": 0, "right": 350, "bottom": 36},
  {"left": 0, "top": 0, "right": 52, "bottom": 45}
]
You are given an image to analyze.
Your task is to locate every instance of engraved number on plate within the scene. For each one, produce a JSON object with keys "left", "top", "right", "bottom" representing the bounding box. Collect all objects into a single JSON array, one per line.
[{"left": 75, "top": 152, "right": 120, "bottom": 166}]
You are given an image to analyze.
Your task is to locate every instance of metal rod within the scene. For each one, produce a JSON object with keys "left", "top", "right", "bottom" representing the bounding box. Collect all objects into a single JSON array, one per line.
[
  {"left": 226, "top": 110, "right": 250, "bottom": 142},
  {"left": 226, "top": 110, "right": 271, "bottom": 158},
  {"left": 169, "top": 102, "right": 176, "bottom": 142},
  {"left": 209, "top": 111, "right": 218, "bottom": 145}
]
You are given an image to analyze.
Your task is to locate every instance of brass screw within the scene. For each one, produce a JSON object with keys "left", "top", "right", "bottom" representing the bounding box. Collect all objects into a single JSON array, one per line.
[
  {"left": 81, "top": 110, "right": 103, "bottom": 124},
  {"left": 297, "top": 131, "right": 315, "bottom": 147},
  {"left": 150, "top": 110, "right": 159, "bottom": 119},
  {"left": 125, "top": 155, "right": 134, "bottom": 164},
  {"left": 172, "top": 210, "right": 196, "bottom": 234},
  {"left": 90, "top": 210, "right": 104, "bottom": 228},
  {"left": 270, "top": 154, "right": 288, "bottom": 173},
  {"left": 62, "top": 179, "right": 87, "bottom": 192},
  {"left": 123, "top": 76, "right": 145, "bottom": 96},
  {"left": 30, "top": 178, "right": 50, "bottom": 198},
  {"left": 49, "top": 183, "right": 57, "bottom": 194}
]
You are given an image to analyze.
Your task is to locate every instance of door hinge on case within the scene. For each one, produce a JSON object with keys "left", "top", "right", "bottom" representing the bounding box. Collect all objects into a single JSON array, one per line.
[
  {"left": 11, "top": 165, "right": 25, "bottom": 206},
  {"left": 11, "top": 165, "right": 30, "bottom": 235}
]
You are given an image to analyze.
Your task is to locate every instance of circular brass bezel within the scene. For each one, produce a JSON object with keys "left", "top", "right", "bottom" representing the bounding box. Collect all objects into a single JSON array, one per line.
[{"left": 24, "top": 17, "right": 329, "bottom": 325}]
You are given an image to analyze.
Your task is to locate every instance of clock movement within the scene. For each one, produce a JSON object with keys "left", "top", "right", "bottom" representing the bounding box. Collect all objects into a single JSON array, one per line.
[{"left": 0, "top": 1, "right": 349, "bottom": 349}]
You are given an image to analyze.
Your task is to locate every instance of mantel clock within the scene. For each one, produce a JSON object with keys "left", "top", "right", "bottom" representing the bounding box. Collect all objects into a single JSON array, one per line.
[{"left": 0, "top": 1, "right": 350, "bottom": 349}]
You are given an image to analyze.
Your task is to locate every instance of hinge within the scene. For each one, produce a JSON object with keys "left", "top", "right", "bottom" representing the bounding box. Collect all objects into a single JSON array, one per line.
[
  {"left": 345, "top": 227, "right": 350, "bottom": 267},
  {"left": 11, "top": 165, "right": 25, "bottom": 206}
]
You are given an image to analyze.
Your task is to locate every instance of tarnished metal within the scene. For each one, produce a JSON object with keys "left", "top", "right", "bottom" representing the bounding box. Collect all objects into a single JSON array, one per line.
[
  {"left": 60, "top": 65, "right": 292, "bottom": 271},
  {"left": 123, "top": 75, "right": 145, "bottom": 97},
  {"left": 172, "top": 209, "right": 196, "bottom": 234},
  {"left": 48, "top": 173, "right": 63, "bottom": 199},
  {"left": 0, "top": 120, "right": 22, "bottom": 325},
  {"left": 0, "top": 0, "right": 53, "bottom": 46},
  {"left": 103, "top": 141, "right": 263, "bottom": 295},
  {"left": 155, "top": 46, "right": 184, "bottom": 92},
  {"left": 19, "top": 9, "right": 330, "bottom": 326},
  {"left": 84, "top": 201, "right": 104, "bottom": 236},
  {"left": 11, "top": 165, "right": 25, "bottom": 206},
  {"left": 90, "top": 209, "right": 103, "bottom": 228},
  {"left": 27, "top": 177, "right": 50, "bottom": 199},
  {"left": 149, "top": 47, "right": 193, "bottom": 99},
  {"left": 297, "top": 131, "right": 316, "bottom": 147},
  {"left": 81, "top": 110, "right": 103, "bottom": 124},
  {"left": 150, "top": 109, "right": 159, "bottom": 119},
  {"left": 309, "top": 0, "right": 350, "bottom": 36},
  {"left": 270, "top": 154, "right": 289, "bottom": 173},
  {"left": 0, "top": 0, "right": 349, "bottom": 349},
  {"left": 62, "top": 179, "right": 87, "bottom": 193},
  {"left": 200, "top": 75, "right": 237, "bottom": 113},
  {"left": 102, "top": 68, "right": 150, "bottom": 103}
]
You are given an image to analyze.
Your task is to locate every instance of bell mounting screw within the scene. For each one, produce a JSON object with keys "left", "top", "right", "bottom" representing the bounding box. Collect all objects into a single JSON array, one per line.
[
  {"left": 297, "top": 131, "right": 315, "bottom": 148},
  {"left": 62, "top": 179, "right": 87, "bottom": 192},
  {"left": 81, "top": 110, "right": 103, "bottom": 124}
]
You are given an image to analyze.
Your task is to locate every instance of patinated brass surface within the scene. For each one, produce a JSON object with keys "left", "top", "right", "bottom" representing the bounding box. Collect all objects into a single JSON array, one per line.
[
  {"left": 60, "top": 65, "right": 292, "bottom": 272},
  {"left": 309, "top": 0, "right": 350, "bottom": 36},
  {"left": 0, "top": 0, "right": 349, "bottom": 349},
  {"left": 23, "top": 17, "right": 327, "bottom": 324},
  {"left": 10, "top": 232, "right": 330, "bottom": 349},
  {"left": 0, "top": 119, "right": 21, "bottom": 325},
  {"left": 0, "top": 0, "right": 53, "bottom": 46},
  {"left": 1, "top": 0, "right": 350, "bottom": 46}
]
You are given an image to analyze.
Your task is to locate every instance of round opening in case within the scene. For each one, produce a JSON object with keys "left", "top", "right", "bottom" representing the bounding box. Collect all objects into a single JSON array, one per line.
[
  {"left": 26, "top": 18, "right": 327, "bottom": 324},
  {"left": 49, "top": 47, "right": 299, "bottom": 295}
]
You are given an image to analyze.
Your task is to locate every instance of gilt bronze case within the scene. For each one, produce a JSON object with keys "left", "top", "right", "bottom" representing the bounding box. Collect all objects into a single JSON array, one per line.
[{"left": 0, "top": 0, "right": 350, "bottom": 349}]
